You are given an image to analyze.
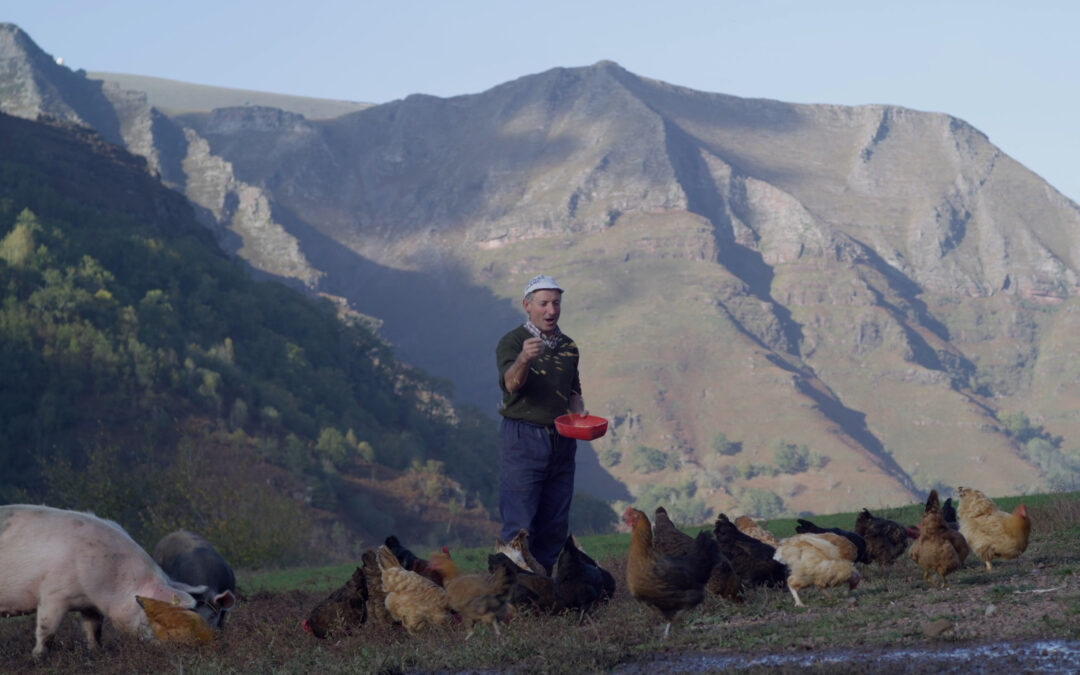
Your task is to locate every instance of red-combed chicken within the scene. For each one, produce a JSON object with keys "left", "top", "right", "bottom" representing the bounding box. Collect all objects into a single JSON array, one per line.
[
  {"left": 431, "top": 550, "right": 516, "bottom": 639},
  {"left": 624, "top": 507, "right": 719, "bottom": 638},
  {"left": 136, "top": 595, "right": 215, "bottom": 646},
  {"left": 956, "top": 486, "right": 1031, "bottom": 571},
  {"left": 772, "top": 533, "right": 860, "bottom": 608},
  {"left": 909, "top": 490, "right": 969, "bottom": 588},
  {"left": 733, "top": 515, "right": 780, "bottom": 548},
  {"left": 376, "top": 545, "right": 449, "bottom": 634}
]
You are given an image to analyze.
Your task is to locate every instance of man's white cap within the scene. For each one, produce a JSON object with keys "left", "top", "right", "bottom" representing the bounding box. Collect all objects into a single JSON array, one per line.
[{"left": 523, "top": 274, "right": 564, "bottom": 299}]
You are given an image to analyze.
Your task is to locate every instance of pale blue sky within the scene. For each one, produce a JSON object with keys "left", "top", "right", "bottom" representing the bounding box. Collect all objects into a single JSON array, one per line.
[{"left": 7, "top": 1, "right": 1079, "bottom": 203}]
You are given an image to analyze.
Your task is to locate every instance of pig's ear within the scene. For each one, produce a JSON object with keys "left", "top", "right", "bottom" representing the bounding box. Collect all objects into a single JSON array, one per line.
[{"left": 215, "top": 590, "right": 237, "bottom": 610}]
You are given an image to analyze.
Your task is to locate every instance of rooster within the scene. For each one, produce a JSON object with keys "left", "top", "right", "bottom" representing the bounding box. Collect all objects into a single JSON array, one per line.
[
  {"left": 909, "top": 490, "right": 969, "bottom": 588},
  {"left": 713, "top": 513, "right": 788, "bottom": 589},
  {"left": 489, "top": 552, "right": 557, "bottom": 613},
  {"left": 795, "top": 518, "right": 870, "bottom": 564},
  {"left": 552, "top": 534, "right": 615, "bottom": 618},
  {"left": 854, "top": 509, "right": 910, "bottom": 565},
  {"left": 773, "top": 533, "right": 861, "bottom": 607},
  {"left": 733, "top": 515, "right": 780, "bottom": 547},
  {"left": 136, "top": 595, "right": 215, "bottom": 646},
  {"left": 431, "top": 550, "right": 515, "bottom": 639},
  {"left": 376, "top": 545, "right": 449, "bottom": 634},
  {"left": 624, "top": 507, "right": 719, "bottom": 638},
  {"left": 956, "top": 486, "right": 1031, "bottom": 571},
  {"left": 654, "top": 507, "right": 742, "bottom": 604},
  {"left": 302, "top": 565, "right": 367, "bottom": 638}
]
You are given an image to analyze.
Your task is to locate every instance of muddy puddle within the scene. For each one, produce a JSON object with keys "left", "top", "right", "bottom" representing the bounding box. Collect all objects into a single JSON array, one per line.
[{"left": 611, "top": 640, "right": 1080, "bottom": 673}]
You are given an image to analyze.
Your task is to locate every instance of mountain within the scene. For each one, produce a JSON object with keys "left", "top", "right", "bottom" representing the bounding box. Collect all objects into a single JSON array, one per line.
[
  {"left": 86, "top": 71, "right": 373, "bottom": 118},
  {"left": 0, "top": 108, "right": 507, "bottom": 563},
  {"left": 5, "top": 23, "right": 1080, "bottom": 521}
]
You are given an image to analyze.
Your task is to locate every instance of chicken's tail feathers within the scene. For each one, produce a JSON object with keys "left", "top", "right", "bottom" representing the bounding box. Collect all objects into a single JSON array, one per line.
[
  {"left": 925, "top": 489, "right": 941, "bottom": 513},
  {"left": 377, "top": 545, "right": 401, "bottom": 571}
]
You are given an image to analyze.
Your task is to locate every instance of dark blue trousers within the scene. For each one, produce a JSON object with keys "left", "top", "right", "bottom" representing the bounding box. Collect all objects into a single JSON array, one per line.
[{"left": 498, "top": 417, "right": 577, "bottom": 572}]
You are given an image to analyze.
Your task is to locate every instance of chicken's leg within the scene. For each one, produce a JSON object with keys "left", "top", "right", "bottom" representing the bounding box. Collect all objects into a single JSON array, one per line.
[{"left": 788, "top": 583, "right": 806, "bottom": 608}]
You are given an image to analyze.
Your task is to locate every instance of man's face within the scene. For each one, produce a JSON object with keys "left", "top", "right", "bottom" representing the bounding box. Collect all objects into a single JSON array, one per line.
[{"left": 524, "top": 290, "right": 562, "bottom": 334}]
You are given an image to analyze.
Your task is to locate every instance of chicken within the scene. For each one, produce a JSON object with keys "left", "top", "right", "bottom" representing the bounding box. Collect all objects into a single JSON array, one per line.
[
  {"left": 772, "top": 533, "right": 861, "bottom": 608},
  {"left": 509, "top": 528, "right": 547, "bottom": 576},
  {"left": 489, "top": 552, "right": 557, "bottom": 613},
  {"left": 430, "top": 550, "right": 515, "bottom": 639},
  {"left": 942, "top": 497, "right": 959, "bottom": 529},
  {"left": 494, "top": 537, "right": 531, "bottom": 572},
  {"left": 734, "top": 515, "right": 780, "bottom": 548},
  {"left": 376, "top": 545, "right": 449, "bottom": 634},
  {"left": 654, "top": 507, "right": 742, "bottom": 604},
  {"left": 956, "top": 486, "right": 1031, "bottom": 571},
  {"left": 552, "top": 534, "right": 615, "bottom": 617},
  {"left": 909, "top": 490, "right": 969, "bottom": 588},
  {"left": 795, "top": 518, "right": 870, "bottom": 564},
  {"left": 624, "top": 507, "right": 719, "bottom": 638},
  {"left": 713, "top": 513, "right": 788, "bottom": 589},
  {"left": 302, "top": 565, "right": 367, "bottom": 638},
  {"left": 135, "top": 595, "right": 215, "bottom": 646},
  {"left": 854, "top": 509, "right": 911, "bottom": 565},
  {"left": 385, "top": 535, "right": 446, "bottom": 586},
  {"left": 361, "top": 548, "right": 395, "bottom": 626}
]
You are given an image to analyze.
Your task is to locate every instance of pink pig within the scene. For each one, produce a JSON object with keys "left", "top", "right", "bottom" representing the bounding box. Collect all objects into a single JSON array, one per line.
[{"left": 0, "top": 504, "right": 204, "bottom": 658}]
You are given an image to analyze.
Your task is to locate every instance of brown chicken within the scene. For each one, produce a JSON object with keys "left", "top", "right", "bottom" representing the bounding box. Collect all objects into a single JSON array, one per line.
[
  {"left": 909, "top": 490, "right": 969, "bottom": 588},
  {"left": 772, "top": 533, "right": 861, "bottom": 607},
  {"left": 734, "top": 515, "right": 780, "bottom": 548},
  {"left": 361, "top": 548, "right": 395, "bottom": 626},
  {"left": 489, "top": 552, "right": 557, "bottom": 613},
  {"left": 654, "top": 507, "right": 742, "bottom": 603},
  {"left": 624, "top": 507, "right": 719, "bottom": 638},
  {"left": 854, "top": 509, "right": 910, "bottom": 565},
  {"left": 376, "top": 545, "right": 449, "bottom": 634},
  {"left": 431, "top": 550, "right": 516, "bottom": 639},
  {"left": 713, "top": 513, "right": 787, "bottom": 589},
  {"left": 136, "top": 595, "right": 215, "bottom": 646},
  {"left": 302, "top": 565, "right": 367, "bottom": 638},
  {"left": 956, "top": 486, "right": 1031, "bottom": 571}
]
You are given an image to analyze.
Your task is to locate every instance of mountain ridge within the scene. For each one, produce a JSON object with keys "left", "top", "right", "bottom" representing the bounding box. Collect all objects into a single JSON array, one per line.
[{"left": 4, "top": 23, "right": 1080, "bottom": 520}]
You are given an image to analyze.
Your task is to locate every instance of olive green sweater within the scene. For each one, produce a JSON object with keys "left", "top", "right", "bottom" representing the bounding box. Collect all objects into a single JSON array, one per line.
[{"left": 496, "top": 325, "right": 581, "bottom": 426}]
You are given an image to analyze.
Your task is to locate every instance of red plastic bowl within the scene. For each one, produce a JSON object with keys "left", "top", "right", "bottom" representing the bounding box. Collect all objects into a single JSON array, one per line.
[{"left": 554, "top": 414, "right": 609, "bottom": 441}]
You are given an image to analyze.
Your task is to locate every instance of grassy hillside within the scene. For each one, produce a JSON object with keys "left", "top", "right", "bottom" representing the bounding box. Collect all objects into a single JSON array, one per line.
[{"left": 0, "top": 112, "right": 500, "bottom": 564}]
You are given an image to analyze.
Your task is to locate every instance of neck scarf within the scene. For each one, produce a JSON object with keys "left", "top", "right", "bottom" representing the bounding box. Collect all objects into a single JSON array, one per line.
[{"left": 524, "top": 321, "right": 561, "bottom": 351}]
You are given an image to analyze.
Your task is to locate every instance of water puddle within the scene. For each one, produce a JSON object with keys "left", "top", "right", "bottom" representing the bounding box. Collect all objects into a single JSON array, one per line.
[{"left": 611, "top": 640, "right": 1080, "bottom": 673}]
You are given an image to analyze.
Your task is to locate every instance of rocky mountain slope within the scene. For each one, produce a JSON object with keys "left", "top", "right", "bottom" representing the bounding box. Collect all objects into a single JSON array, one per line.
[{"left": 5, "top": 23, "right": 1080, "bottom": 519}]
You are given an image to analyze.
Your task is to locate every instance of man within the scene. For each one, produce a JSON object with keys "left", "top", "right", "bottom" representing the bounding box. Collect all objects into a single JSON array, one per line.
[{"left": 496, "top": 274, "right": 585, "bottom": 573}]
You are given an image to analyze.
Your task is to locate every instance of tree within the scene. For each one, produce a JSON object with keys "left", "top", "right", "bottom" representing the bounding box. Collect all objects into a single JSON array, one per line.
[{"left": 711, "top": 431, "right": 741, "bottom": 456}]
